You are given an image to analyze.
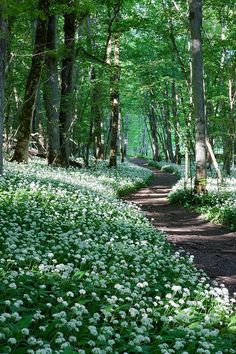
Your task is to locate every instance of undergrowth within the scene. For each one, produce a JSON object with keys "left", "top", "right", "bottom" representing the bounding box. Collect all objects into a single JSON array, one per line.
[{"left": 0, "top": 159, "right": 235, "bottom": 353}]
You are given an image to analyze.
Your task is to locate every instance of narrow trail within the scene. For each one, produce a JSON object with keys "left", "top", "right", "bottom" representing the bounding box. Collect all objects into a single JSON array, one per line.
[{"left": 125, "top": 158, "right": 236, "bottom": 296}]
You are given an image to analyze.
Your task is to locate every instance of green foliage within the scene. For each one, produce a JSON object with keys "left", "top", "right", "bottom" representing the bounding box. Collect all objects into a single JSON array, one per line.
[
  {"left": 169, "top": 188, "right": 236, "bottom": 231},
  {"left": 148, "top": 160, "right": 183, "bottom": 179},
  {"left": 0, "top": 159, "right": 235, "bottom": 352}
]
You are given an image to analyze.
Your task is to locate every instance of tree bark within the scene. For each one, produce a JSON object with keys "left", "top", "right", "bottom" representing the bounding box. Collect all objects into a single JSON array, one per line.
[
  {"left": 86, "top": 17, "right": 104, "bottom": 161},
  {"left": 205, "top": 138, "right": 222, "bottom": 183},
  {"left": 43, "top": 15, "right": 60, "bottom": 165},
  {"left": 163, "top": 84, "right": 175, "bottom": 162},
  {"left": 109, "top": 30, "right": 120, "bottom": 168},
  {"left": 91, "top": 67, "right": 104, "bottom": 160},
  {"left": 0, "top": 3, "right": 7, "bottom": 174},
  {"left": 11, "top": 0, "right": 49, "bottom": 163},
  {"left": 189, "top": 0, "right": 206, "bottom": 193},
  {"left": 172, "top": 80, "right": 181, "bottom": 164},
  {"left": 148, "top": 105, "right": 160, "bottom": 161},
  {"left": 223, "top": 76, "right": 235, "bottom": 175},
  {"left": 120, "top": 112, "right": 129, "bottom": 162},
  {"left": 57, "top": 7, "right": 76, "bottom": 167}
]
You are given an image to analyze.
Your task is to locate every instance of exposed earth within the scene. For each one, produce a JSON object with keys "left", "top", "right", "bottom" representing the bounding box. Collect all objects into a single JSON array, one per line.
[{"left": 125, "top": 158, "right": 236, "bottom": 297}]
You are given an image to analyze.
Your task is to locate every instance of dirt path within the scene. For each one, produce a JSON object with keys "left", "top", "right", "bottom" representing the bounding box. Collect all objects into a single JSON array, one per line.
[{"left": 125, "top": 158, "right": 236, "bottom": 297}]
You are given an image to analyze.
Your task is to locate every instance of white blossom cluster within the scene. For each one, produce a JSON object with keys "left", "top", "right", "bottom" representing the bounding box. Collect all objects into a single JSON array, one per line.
[
  {"left": 170, "top": 172, "right": 236, "bottom": 231},
  {"left": 0, "top": 160, "right": 235, "bottom": 353}
]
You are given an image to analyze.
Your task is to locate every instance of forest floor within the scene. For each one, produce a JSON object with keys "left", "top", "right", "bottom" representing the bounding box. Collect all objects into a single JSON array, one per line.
[{"left": 125, "top": 158, "right": 236, "bottom": 297}]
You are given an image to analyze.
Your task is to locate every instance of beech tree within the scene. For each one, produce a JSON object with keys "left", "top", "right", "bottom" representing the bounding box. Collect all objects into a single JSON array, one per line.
[
  {"left": 57, "top": 3, "right": 76, "bottom": 167},
  {"left": 43, "top": 15, "right": 60, "bottom": 165},
  {"left": 109, "top": 6, "right": 121, "bottom": 168},
  {"left": 11, "top": 0, "right": 49, "bottom": 163},
  {"left": 0, "top": 2, "right": 7, "bottom": 174},
  {"left": 189, "top": 0, "right": 206, "bottom": 193}
]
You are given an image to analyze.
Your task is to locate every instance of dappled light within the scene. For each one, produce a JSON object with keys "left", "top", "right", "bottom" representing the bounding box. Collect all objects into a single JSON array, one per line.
[
  {"left": 126, "top": 158, "right": 236, "bottom": 299},
  {"left": 0, "top": 0, "right": 235, "bottom": 352}
]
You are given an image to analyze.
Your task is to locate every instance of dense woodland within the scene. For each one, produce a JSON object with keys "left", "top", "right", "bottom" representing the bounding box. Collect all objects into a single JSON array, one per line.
[
  {"left": 0, "top": 0, "right": 235, "bottom": 191},
  {"left": 1, "top": 1, "right": 236, "bottom": 353}
]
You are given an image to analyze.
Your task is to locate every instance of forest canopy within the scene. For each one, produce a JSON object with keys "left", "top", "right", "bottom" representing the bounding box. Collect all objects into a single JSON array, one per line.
[{"left": 0, "top": 0, "right": 235, "bottom": 186}]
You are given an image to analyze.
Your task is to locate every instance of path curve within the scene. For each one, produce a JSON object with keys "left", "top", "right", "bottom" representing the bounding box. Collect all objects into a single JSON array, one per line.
[{"left": 125, "top": 158, "right": 236, "bottom": 296}]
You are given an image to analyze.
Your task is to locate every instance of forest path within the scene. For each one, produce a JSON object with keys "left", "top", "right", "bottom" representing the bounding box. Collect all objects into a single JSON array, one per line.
[{"left": 124, "top": 158, "right": 236, "bottom": 297}]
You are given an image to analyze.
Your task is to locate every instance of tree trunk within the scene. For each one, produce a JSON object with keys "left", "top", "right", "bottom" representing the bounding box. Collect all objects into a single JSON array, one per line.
[
  {"left": 223, "top": 77, "right": 235, "bottom": 175},
  {"left": 205, "top": 138, "right": 222, "bottom": 183},
  {"left": 109, "top": 30, "right": 120, "bottom": 168},
  {"left": 189, "top": 0, "right": 206, "bottom": 193},
  {"left": 43, "top": 15, "right": 60, "bottom": 165},
  {"left": 120, "top": 112, "right": 129, "bottom": 162},
  {"left": 86, "top": 17, "right": 104, "bottom": 161},
  {"left": 148, "top": 105, "right": 160, "bottom": 161},
  {"left": 124, "top": 113, "right": 129, "bottom": 158},
  {"left": 163, "top": 84, "right": 175, "bottom": 162},
  {"left": 11, "top": 0, "right": 49, "bottom": 163},
  {"left": 57, "top": 8, "right": 76, "bottom": 167},
  {"left": 91, "top": 67, "right": 104, "bottom": 160},
  {"left": 0, "top": 4, "right": 7, "bottom": 174},
  {"left": 172, "top": 80, "right": 181, "bottom": 164}
]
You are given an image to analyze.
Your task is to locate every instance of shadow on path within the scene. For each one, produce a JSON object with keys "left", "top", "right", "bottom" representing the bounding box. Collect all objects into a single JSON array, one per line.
[{"left": 124, "top": 158, "right": 236, "bottom": 296}]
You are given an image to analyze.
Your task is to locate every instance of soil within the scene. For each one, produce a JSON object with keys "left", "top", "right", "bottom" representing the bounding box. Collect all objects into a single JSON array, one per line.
[{"left": 124, "top": 158, "right": 236, "bottom": 297}]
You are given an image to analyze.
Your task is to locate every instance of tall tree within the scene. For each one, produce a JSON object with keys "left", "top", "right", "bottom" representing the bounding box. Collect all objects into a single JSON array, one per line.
[
  {"left": 109, "top": 17, "right": 121, "bottom": 168},
  {"left": 86, "top": 17, "right": 104, "bottom": 160},
  {"left": 0, "top": 2, "right": 7, "bottom": 174},
  {"left": 189, "top": 0, "right": 206, "bottom": 193},
  {"left": 163, "top": 84, "right": 175, "bottom": 162},
  {"left": 172, "top": 80, "right": 181, "bottom": 164},
  {"left": 43, "top": 15, "right": 60, "bottom": 165},
  {"left": 91, "top": 67, "right": 104, "bottom": 160},
  {"left": 11, "top": 0, "right": 49, "bottom": 163},
  {"left": 57, "top": 3, "right": 76, "bottom": 167},
  {"left": 148, "top": 103, "right": 160, "bottom": 161}
]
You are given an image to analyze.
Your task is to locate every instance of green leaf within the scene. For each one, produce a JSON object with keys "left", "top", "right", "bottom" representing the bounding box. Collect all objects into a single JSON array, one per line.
[
  {"left": 62, "top": 346, "right": 77, "bottom": 354},
  {"left": 14, "top": 314, "right": 34, "bottom": 330},
  {"left": 72, "top": 271, "right": 86, "bottom": 279}
]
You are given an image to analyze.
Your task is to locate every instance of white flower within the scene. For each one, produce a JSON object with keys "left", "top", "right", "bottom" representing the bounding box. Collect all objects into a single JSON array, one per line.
[
  {"left": 171, "top": 285, "right": 182, "bottom": 293},
  {"left": 88, "top": 326, "right": 98, "bottom": 336},
  {"left": 8, "top": 337, "right": 17, "bottom": 344},
  {"left": 66, "top": 291, "right": 74, "bottom": 297},
  {"left": 22, "top": 328, "right": 30, "bottom": 335},
  {"left": 9, "top": 282, "right": 17, "bottom": 289}
]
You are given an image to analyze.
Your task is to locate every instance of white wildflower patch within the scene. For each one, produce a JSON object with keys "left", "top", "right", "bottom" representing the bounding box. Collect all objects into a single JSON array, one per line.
[
  {"left": 169, "top": 167, "right": 236, "bottom": 231},
  {"left": 0, "top": 159, "right": 235, "bottom": 352}
]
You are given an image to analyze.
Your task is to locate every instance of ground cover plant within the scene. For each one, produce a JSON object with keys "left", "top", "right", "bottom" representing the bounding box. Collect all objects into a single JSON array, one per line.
[
  {"left": 148, "top": 161, "right": 183, "bottom": 180},
  {"left": 0, "top": 160, "right": 236, "bottom": 354},
  {"left": 149, "top": 159, "right": 236, "bottom": 232},
  {"left": 169, "top": 169, "right": 236, "bottom": 232}
]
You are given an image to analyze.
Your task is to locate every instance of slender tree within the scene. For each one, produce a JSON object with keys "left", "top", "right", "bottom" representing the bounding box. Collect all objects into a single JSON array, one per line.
[
  {"left": 0, "top": 2, "right": 7, "bottom": 174},
  {"left": 109, "top": 21, "right": 120, "bottom": 167},
  {"left": 189, "top": 0, "right": 206, "bottom": 193},
  {"left": 163, "top": 84, "right": 174, "bottom": 162},
  {"left": 172, "top": 80, "right": 181, "bottom": 164},
  {"left": 148, "top": 104, "right": 160, "bottom": 161},
  {"left": 86, "top": 18, "right": 104, "bottom": 160},
  {"left": 57, "top": 4, "right": 76, "bottom": 167},
  {"left": 43, "top": 15, "right": 60, "bottom": 165},
  {"left": 91, "top": 67, "right": 104, "bottom": 159},
  {"left": 11, "top": 0, "right": 49, "bottom": 163}
]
